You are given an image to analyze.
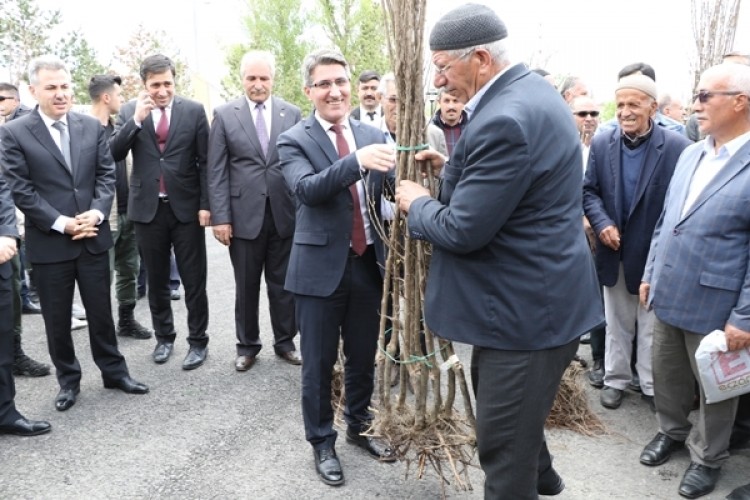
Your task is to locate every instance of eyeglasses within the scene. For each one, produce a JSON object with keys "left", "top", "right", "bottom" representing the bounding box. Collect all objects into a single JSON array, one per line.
[
  {"left": 434, "top": 49, "right": 475, "bottom": 76},
  {"left": 692, "top": 90, "right": 744, "bottom": 103},
  {"left": 573, "top": 110, "right": 600, "bottom": 118},
  {"left": 0, "top": 96, "right": 17, "bottom": 102},
  {"left": 310, "top": 78, "right": 350, "bottom": 90}
]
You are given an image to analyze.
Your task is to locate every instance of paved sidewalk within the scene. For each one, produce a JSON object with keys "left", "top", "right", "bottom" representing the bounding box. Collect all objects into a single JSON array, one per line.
[{"left": 1, "top": 233, "right": 747, "bottom": 499}]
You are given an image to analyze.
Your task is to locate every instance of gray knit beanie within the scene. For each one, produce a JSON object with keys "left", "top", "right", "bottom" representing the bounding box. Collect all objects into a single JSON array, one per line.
[{"left": 429, "top": 3, "right": 508, "bottom": 51}]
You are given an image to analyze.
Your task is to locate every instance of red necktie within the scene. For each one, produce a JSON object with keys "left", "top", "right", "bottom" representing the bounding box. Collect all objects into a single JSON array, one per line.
[
  {"left": 156, "top": 107, "right": 169, "bottom": 195},
  {"left": 330, "top": 124, "right": 367, "bottom": 255}
]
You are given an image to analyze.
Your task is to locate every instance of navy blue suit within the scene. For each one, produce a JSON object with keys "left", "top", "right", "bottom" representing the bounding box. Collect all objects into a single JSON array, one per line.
[{"left": 279, "top": 114, "right": 389, "bottom": 449}]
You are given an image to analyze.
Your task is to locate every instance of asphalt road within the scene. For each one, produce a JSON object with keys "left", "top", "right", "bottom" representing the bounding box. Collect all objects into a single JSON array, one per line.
[{"left": 1, "top": 232, "right": 747, "bottom": 499}]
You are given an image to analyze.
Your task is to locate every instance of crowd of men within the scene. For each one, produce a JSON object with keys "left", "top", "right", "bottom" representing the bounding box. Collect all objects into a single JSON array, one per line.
[{"left": 0, "top": 2, "right": 749, "bottom": 498}]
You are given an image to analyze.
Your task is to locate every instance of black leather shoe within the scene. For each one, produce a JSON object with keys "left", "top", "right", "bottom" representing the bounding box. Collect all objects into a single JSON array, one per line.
[
  {"left": 153, "top": 342, "right": 174, "bottom": 364},
  {"left": 0, "top": 417, "right": 51, "bottom": 436},
  {"left": 678, "top": 462, "right": 720, "bottom": 498},
  {"left": 276, "top": 350, "right": 302, "bottom": 366},
  {"left": 345, "top": 427, "right": 397, "bottom": 461},
  {"left": 55, "top": 387, "right": 80, "bottom": 412},
  {"left": 588, "top": 359, "right": 604, "bottom": 388},
  {"left": 22, "top": 300, "right": 42, "bottom": 314},
  {"left": 182, "top": 346, "right": 207, "bottom": 370},
  {"left": 600, "top": 386, "right": 624, "bottom": 409},
  {"left": 314, "top": 448, "right": 344, "bottom": 486},
  {"left": 103, "top": 376, "right": 149, "bottom": 394},
  {"left": 537, "top": 466, "right": 565, "bottom": 496},
  {"left": 726, "top": 483, "right": 750, "bottom": 500},
  {"left": 640, "top": 432, "right": 685, "bottom": 466}
]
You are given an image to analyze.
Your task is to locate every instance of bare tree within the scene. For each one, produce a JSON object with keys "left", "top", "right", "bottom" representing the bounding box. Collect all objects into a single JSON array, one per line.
[{"left": 691, "top": 0, "right": 742, "bottom": 90}]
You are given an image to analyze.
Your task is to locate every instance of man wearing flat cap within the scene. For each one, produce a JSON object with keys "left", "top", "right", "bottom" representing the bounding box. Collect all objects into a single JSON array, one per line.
[
  {"left": 583, "top": 75, "right": 690, "bottom": 412},
  {"left": 396, "top": 3, "right": 603, "bottom": 498}
]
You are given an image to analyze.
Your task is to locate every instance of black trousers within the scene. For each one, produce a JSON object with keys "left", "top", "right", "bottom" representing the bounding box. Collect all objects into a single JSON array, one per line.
[
  {"left": 35, "top": 248, "right": 129, "bottom": 389},
  {"left": 297, "top": 246, "right": 382, "bottom": 450},
  {"left": 0, "top": 271, "right": 21, "bottom": 424},
  {"left": 228, "top": 205, "right": 295, "bottom": 356},
  {"left": 135, "top": 201, "right": 208, "bottom": 347},
  {"left": 471, "top": 339, "right": 579, "bottom": 499}
]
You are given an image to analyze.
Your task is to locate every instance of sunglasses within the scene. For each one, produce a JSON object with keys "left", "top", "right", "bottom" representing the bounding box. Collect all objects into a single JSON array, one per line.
[
  {"left": 692, "top": 90, "right": 743, "bottom": 103},
  {"left": 573, "top": 110, "right": 599, "bottom": 118},
  {"left": 0, "top": 96, "right": 17, "bottom": 102}
]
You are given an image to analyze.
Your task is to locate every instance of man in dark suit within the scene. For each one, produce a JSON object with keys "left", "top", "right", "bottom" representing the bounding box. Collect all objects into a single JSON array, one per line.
[
  {"left": 583, "top": 75, "right": 691, "bottom": 411},
  {"left": 0, "top": 173, "right": 50, "bottom": 436},
  {"left": 0, "top": 55, "right": 148, "bottom": 412},
  {"left": 278, "top": 49, "right": 397, "bottom": 487},
  {"left": 208, "top": 51, "right": 301, "bottom": 371},
  {"left": 111, "top": 54, "right": 211, "bottom": 370},
  {"left": 349, "top": 70, "right": 381, "bottom": 129},
  {"left": 639, "top": 62, "right": 750, "bottom": 499},
  {"left": 396, "top": 5, "right": 604, "bottom": 498}
]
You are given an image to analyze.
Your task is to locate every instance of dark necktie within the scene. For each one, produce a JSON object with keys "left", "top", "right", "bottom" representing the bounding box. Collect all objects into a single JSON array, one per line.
[
  {"left": 366, "top": 111, "right": 376, "bottom": 121},
  {"left": 255, "top": 102, "right": 269, "bottom": 157},
  {"left": 52, "top": 121, "right": 71, "bottom": 170},
  {"left": 156, "top": 107, "right": 169, "bottom": 195},
  {"left": 330, "top": 124, "right": 367, "bottom": 255}
]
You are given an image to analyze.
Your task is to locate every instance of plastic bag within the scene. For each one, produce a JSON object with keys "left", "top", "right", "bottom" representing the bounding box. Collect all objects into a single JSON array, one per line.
[{"left": 694, "top": 329, "right": 750, "bottom": 404}]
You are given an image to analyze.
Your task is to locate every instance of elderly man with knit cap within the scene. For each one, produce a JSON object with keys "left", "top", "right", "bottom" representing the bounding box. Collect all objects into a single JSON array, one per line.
[
  {"left": 583, "top": 75, "right": 691, "bottom": 412},
  {"left": 395, "top": 4, "right": 603, "bottom": 498}
]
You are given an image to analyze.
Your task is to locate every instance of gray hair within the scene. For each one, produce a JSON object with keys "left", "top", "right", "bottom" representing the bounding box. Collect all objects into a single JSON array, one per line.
[
  {"left": 701, "top": 63, "right": 750, "bottom": 102},
  {"left": 657, "top": 93, "right": 673, "bottom": 113},
  {"left": 28, "top": 55, "right": 69, "bottom": 85},
  {"left": 301, "top": 49, "right": 350, "bottom": 88},
  {"left": 445, "top": 39, "right": 509, "bottom": 66},
  {"left": 240, "top": 50, "right": 276, "bottom": 79},
  {"left": 377, "top": 72, "right": 396, "bottom": 96}
]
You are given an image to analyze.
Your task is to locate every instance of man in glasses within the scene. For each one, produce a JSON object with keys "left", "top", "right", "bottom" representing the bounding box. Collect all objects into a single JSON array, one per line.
[
  {"left": 583, "top": 75, "right": 690, "bottom": 413},
  {"left": 278, "top": 49, "right": 397, "bottom": 487},
  {"left": 571, "top": 95, "right": 600, "bottom": 159},
  {"left": 396, "top": 4, "right": 603, "bottom": 497},
  {"left": 639, "top": 62, "right": 750, "bottom": 498},
  {"left": 0, "top": 83, "right": 29, "bottom": 124}
]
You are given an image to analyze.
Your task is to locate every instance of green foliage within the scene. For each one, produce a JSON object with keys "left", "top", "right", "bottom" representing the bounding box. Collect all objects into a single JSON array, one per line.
[
  {"left": 56, "top": 33, "right": 107, "bottom": 104},
  {"left": 0, "top": 0, "right": 61, "bottom": 84},
  {"left": 222, "top": 0, "right": 312, "bottom": 112},
  {"left": 600, "top": 101, "right": 616, "bottom": 122}
]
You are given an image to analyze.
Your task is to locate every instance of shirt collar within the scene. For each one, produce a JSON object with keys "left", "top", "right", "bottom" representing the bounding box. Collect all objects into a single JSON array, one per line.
[
  {"left": 38, "top": 110, "right": 67, "bottom": 128},
  {"left": 245, "top": 96, "right": 271, "bottom": 111},
  {"left": 703, "top": 129, "right": 750, "bottom": 157},
  {"left": 315, "top": 112, "right": 348, "bottom": 132}
]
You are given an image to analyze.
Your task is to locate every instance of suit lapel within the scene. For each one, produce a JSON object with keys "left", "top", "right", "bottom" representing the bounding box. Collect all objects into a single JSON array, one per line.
[
  {"left": 267, "top": 96, "right": 285, "bottom": 163},
  {"left": 681, "top": 141, "right": 750, "bottom": 221},
  {"left": 629, "top": 125, "right": 664, "bottom": 216},
  {"left": 26, "top": 111, "right": 70, "bottom": 175},
  {"left": 304, "top": 114, "right": 338, "bottom": 166},
  {"left": 608, "top": 132, "right": 623, "bottom": 227},
  {"left": 67, "top": 112, "right": 83, "bottom": 179},
  {"left": 164, "top": 98, "right": 183, "bottom": 152},
  {"left": 235, "top": 98, "right": 265, "bottom": 159}
]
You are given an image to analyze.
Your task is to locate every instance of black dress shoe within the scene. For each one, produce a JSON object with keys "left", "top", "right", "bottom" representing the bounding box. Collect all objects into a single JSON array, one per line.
[
  {"left": 182, "top": 346, "right": 207, "bottom": 370},
  {"left": 345, "top": 427, "right": 397, "bottom": 461},
  {"left": 727, "top": 483, "right": 750, "bottom": 500},
  {"left": 153, "top": 342, "right": 174, "bottom": 364},
  {"left": 640, "top": 432, "right": 685, "bottom": 466},
  {"left": 22, "top": 301, "right": 42, "bottom": 314},
  {"left": 235, "top": 355, "right": 256, "bottom": 372},
  {"left": 103, "top": 376, "right": 149, "bottom": 394},
  {"left": 678, "top": 462, "right": 720, "bottom": 498},
  {"left": 55, "top": 387, "right": 80, "bottom": 412},
  {"left": 276, "top": 350, "right": 302, "bottom": 366},
  {"left": 588, "top": 359, "right": 604, "bottom": 388},
  {"left": 0, "top": 417, "right": 52, "bottom": 436},
  {"left": 537, "top": 466, "right": 565, "bottom": 496},
  {"left": 314, "top": 448, "right": 344, "bottom": 486},
  {"left": 600, "top": 386, "right": 624, "bottom": 409}
]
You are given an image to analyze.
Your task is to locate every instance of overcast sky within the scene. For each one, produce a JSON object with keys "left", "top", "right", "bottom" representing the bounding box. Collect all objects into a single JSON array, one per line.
[{"left": 30, "top": 0, "right": 750, "bottom": 106}]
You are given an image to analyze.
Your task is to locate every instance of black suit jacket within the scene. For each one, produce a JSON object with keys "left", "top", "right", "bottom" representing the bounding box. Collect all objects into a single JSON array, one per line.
[
  {"left": 208, "top": 96, "right": 301, "bottom": 240},
  {"left": 110, "top": 97, "right": 209, "bottom": 224},
  {"left": 0, "top": 109, "right": 115, "bottom": 263},
  {"left": 0, "top": 175, "right": 18, "bottom": 279}
]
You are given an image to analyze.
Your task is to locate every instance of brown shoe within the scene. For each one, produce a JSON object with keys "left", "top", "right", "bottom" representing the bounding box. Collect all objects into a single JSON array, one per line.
[
  {"left": 235, "top": 355, "right": 256, "bottom": 372},
  {"left": 276, "top": 350, "right": 302, "bottom": 366}
]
